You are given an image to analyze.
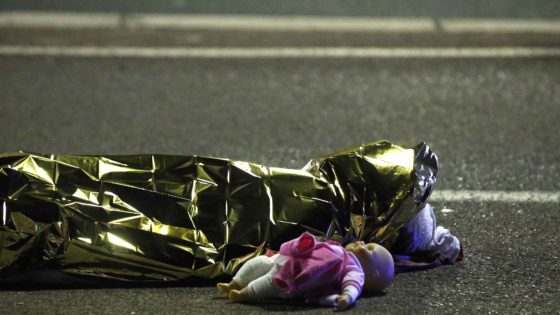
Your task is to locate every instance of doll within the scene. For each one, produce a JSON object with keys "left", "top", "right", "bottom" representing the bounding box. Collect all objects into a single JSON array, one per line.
[{"left": 217, "top": 232, "right": 394, "bottom": 311}]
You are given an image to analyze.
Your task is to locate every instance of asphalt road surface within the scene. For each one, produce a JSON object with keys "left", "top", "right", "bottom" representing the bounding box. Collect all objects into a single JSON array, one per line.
[{"left": 1, "top": 8, "right": 560, "bottom": 315}]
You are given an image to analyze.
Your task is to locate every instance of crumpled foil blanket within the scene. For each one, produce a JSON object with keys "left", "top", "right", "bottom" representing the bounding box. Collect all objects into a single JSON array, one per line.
[{"left": 0, "top": 140, "right": 438, "bottom": 283}]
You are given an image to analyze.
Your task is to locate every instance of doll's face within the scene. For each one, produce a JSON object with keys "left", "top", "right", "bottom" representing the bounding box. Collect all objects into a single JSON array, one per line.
[{"left": 345, "top": 241, "right": 394, "bottom": 293}]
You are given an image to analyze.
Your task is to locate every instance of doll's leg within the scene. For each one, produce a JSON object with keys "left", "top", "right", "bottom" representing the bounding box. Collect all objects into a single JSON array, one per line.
[
  {"left": 229, "top": 267, "right": 280, "bottom": 302},
  {"left": 217, "top": 255, "right": 276, "bottom": 296},
  {"left": 233, "top": 255, "right": 276, "bottom": 287}
]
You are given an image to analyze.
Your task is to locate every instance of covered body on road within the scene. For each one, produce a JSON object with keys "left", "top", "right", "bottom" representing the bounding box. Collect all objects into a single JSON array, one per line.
[{"left": 0, "top": 140, "right": 437, "bottom": 283}]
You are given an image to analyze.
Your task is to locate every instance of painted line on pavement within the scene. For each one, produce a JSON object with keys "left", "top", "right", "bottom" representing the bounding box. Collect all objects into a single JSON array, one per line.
[
  {"left": 2, "top": 46, "right": 560, "bottom": 59},
  {"left": 1, "top": 12, "right": 560, "bottom": 33},
  {"left": 0, "top": 12, "right": 120, "bottom": 29},
  {"left": 431, "top": 190, "right": 560, "bottom": 203},
  {"left": 124, "top": 14, "right": 435, "bottom": 32},
  {"left": 441, "top": 18, "right": 560, "bottom": 33}
]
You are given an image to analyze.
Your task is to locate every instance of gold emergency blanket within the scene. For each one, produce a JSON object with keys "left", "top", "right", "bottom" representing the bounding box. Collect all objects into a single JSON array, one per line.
[{"left": 0, "top": 140, "right": 438, "bottom": 283}]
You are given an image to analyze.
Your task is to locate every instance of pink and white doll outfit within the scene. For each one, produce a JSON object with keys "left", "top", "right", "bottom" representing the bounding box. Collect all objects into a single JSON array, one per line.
[{"left": 232, "top": 232, "right": 364, "bottom": 307}]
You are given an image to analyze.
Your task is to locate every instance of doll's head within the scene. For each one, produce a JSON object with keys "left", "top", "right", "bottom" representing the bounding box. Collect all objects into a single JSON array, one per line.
[{"left": 345, "top": 241, "right": 394, "bottom": 293}]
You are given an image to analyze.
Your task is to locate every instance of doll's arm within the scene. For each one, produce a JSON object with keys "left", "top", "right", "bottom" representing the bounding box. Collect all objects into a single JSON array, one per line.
[
  {"left": 316, "top": 270, "right": 363, "bottom": 310},
  {"left": 337, "top": 270, "right": 364, "bottom": 309}
]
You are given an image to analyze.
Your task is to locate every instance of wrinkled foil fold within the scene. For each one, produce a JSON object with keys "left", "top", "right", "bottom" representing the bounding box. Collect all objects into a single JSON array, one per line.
[{"left": 0, "top": 140, "right": 438, "bottom": 283}]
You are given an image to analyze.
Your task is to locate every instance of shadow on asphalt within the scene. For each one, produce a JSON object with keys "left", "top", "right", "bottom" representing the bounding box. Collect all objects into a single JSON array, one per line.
[
  {"left": 0, "top": 270, "right": 231, "bottom": 291},
  {"left": 211, "top": 290, "right": 387, "bottom": 312}
]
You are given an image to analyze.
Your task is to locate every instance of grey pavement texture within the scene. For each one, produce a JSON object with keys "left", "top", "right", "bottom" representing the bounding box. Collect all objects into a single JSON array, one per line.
[
  {"left": 4, "top": 29, "right": 560, "bottom": 48},
  {"left": 2, "top": 0, "right": 560, "bottom": 18},
  {"left": 1, "top": 57, "right": 559, "bottom": 191},
  {"left": 1, "top": 30, "right": 560, "bottom": 314}
]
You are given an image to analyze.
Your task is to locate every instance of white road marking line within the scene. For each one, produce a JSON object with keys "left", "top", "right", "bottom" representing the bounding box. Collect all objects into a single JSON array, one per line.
[
  {"left": 1, "top": 12, "right": 560, "bottom": 34},
  {"left": 431, "top": 190, "right": 560, "bottom": 203},
  {"left": 441, "top": 19, "right": 560, "bottom": 33},
  {"left": 2, "top": 46, "right": 560, "bottom": 59},
  {"left": 125, "top": 14, "right": 435, "bottom": 32},
  {"left": 0, "top": 12, "right": 120, "bottom": 29}
]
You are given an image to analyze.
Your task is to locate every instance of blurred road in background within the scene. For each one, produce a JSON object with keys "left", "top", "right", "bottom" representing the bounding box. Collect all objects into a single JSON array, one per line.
[
  {"left": 1, "top": 0, "right": 560, "bottom": 18},
  {"left": 1, "top": 1, "right": 559, "bottom": 314}
]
